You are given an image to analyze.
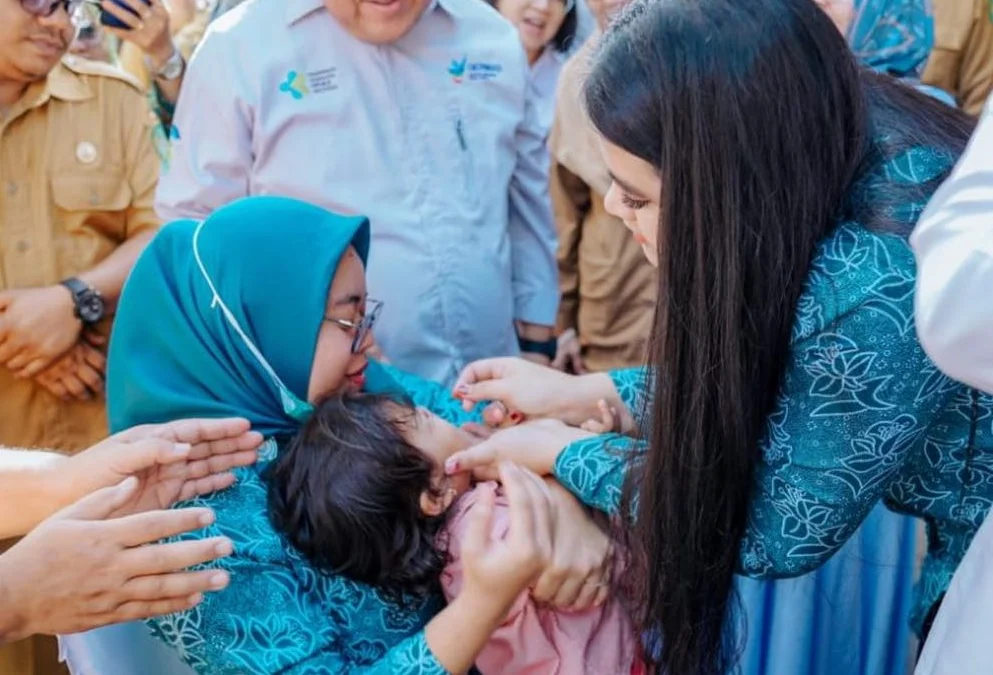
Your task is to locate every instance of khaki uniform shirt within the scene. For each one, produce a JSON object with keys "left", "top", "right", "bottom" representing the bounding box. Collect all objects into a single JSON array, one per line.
[
  {"left": 923, "top": 0, "right": 993, "bottom": 116},
  {"left": 549, "top": 36, "right": 656, "bottom": 372},
  {"left": 0, "top": 56, "right": 160, "bottom": 452}
]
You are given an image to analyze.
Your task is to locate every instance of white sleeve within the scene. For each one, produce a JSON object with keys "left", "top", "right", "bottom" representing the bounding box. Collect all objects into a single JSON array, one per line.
[
  {"left": 915, "top": 512, "right": 993, "bottom": 675},
  {"left": 154, "top": 28, "right": 253, "bottom": 222},
  {"left": 911, "top": 102, "right": 993, "bottom": 393}
]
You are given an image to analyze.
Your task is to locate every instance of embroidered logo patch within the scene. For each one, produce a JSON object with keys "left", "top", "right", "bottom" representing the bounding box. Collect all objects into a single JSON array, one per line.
[
  {"left": 449, "top": 56, "right": 503, "bottom": 84},
  {"left": 448, "top": 56, "right": 467, "bottom": 83},
  {"left": 279, "top": 70, "right": 309, "bottom": 99}
]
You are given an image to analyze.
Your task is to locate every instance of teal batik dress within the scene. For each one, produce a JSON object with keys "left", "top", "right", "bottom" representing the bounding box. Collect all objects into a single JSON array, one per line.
[
  {"left": 554, "top": 146, "right": 993, "bottom": 634},
  {"left": 142, "top": 363, "right": 482, "bottom": 674}
]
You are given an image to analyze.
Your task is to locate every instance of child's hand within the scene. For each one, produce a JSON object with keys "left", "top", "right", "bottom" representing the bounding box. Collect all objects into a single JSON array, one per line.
[
  {"left": 580, "top": 399, "right": 620, "bottom": 434},
  {"left": 460, "top": 463, "right": 555, "bottom": 614}
]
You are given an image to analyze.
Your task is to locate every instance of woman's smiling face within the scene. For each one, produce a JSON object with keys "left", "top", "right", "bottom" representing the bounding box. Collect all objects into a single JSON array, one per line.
[{"left": 308, "top": 247, "right": 374, "bottom": 402}]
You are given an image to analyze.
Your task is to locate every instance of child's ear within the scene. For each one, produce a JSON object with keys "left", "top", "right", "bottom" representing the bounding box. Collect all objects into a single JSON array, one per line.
[{"left": 420, "top": 485, "right": 457, "bottom": 517}]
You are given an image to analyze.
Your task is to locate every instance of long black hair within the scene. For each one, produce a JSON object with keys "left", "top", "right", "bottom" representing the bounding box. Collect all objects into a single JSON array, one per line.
[{"left": 582, "top": 1, "right": 973, "bottom": 674}]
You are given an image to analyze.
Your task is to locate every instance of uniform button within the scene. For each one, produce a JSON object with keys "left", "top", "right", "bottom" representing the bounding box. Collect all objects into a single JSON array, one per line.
[
  {"left": 76, "top": 141, "right": 98, "bottom": 165},
  {"left": 15, "top": 240, "right": 29, "bottom": 253},
  {"left": 5, "top": 182, "right": 16, "bottom": 196}
]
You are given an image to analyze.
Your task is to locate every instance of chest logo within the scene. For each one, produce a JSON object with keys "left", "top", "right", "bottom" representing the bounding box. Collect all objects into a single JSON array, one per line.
[
  {"left": 449, "top": 56, "right": 503, "bottom": 84},
  {"left": 279, "top": 70, "right": 310, "bottom": 100}
]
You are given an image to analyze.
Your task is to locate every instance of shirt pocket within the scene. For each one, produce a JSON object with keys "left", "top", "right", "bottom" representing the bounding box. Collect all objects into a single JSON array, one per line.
[
  {"left": 50, "top": 172, "right": 133, "bottom": 277},
  {"left": 446, "top": 103, "right": 481, "bottom": 212}
]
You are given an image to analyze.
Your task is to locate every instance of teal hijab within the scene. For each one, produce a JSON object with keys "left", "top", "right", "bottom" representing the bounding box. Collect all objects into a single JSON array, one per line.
[{"left": 106, "top": 196, "right": 370, "bottom": 437}]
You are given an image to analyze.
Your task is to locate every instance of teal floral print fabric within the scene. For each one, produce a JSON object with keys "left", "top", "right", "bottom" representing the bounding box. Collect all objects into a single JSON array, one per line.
[
  {"left": 144, "top": 362, "right": 481, "bottom": 673},
  {"left": 555, "top": 145, "right": 993, "bottom": 634}
]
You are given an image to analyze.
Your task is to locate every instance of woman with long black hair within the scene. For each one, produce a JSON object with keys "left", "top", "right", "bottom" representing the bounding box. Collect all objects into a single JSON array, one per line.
[{"left": 445, "top": 0, "right": 985, "bottom": 673}]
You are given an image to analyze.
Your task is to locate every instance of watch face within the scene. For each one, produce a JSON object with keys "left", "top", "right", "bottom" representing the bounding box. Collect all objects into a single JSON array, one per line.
[{"left": 79, "top": 293, "right": 105, "bottom": 324}]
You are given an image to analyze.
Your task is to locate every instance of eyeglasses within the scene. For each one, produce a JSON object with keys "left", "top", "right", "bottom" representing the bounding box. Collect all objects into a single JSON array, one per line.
[
  {"left": 20, "top": 0, "right": 99, "bottom": 25},
  {"left": 325, "top": 298, "right": 383, "bottom": 354}
]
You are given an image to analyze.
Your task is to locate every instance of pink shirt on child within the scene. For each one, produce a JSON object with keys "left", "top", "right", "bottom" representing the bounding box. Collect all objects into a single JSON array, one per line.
[{"left": 440, "top": 482, "right": 642, "bottom": 675}]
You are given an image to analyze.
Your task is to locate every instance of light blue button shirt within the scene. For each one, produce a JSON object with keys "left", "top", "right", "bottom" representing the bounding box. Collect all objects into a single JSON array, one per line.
[{"left": 156, "top": 0, "right": 559, "bottom": 385}]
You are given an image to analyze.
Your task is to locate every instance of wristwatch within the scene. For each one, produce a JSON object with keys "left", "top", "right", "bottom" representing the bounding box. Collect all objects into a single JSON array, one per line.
[
  {"left": 518, "top": 335, "right": 558, "bottom": 360},
  {"left": 148, "top": 47, "right": 185, "bottom": 82},
  {"left": 60, "top": 278, "right": 106, "bottom": 326}
]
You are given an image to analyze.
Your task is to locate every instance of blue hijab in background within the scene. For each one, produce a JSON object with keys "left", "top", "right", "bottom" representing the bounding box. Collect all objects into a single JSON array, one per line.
[
  {"left": 106, "top": 196, "right": 370, "bottom": 437},
  {"left": 849, "top": 0, "right": 934, "bottom": 77}
]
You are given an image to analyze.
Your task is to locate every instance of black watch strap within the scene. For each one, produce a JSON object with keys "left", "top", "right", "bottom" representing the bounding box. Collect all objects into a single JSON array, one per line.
[
  {"left": 60, "top": 277, "right": 104, "bottom": 325},
  {"left": 518, "top": 336, "right": 557, "bottom": 360},
  {"left": 60, "top": 277, "right": 90, "bottom": 299}
]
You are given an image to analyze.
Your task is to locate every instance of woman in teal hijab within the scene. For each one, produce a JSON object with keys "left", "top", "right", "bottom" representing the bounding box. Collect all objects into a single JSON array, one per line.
[
  {"left": 93, "top": 196, "right": 592, "bottom": 674},
  {"left": 826, "top": 0, "right": 957, "bottom": 104}
]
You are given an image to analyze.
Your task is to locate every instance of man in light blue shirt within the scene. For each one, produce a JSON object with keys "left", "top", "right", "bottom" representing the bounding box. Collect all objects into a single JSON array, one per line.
[{"left": 155, "top": 0, "right": 559, "bottom": 386}]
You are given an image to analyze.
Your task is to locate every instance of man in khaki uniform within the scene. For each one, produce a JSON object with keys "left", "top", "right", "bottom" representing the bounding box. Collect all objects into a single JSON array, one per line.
[
  {"left": 0, "top": 0, "right": 159, "bottom": 670},
  {"left": 922, "top": 0, "right": 993, "bottom": 117},
  {"left": 550, "top": 0, "right": 655, "bottom": 374}
]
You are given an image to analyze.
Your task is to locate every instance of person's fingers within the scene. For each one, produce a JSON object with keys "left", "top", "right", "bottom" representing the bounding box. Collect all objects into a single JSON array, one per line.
[
  {"left": 103, "top": 593, "right": 204, "bottom": 625},
  {"left": 59, "top": 372, "right": 91, "bottom": 400},
  {"left": 572, "top": 578, "right": 603, "bottom": 611},
  {"left": 185, "top": 432, "right": 263, "bottom": 464},
  {"left": 106, "top": 437, "right": 192, "bottom": 478},
  {"left": 75, "top": 362, "right": 105, "bottom": 396},
  {"left": 151, "top": 418, "right": 258, "bottom": 453},
  {"left": 79, "top": 342, "right": 107, "bottom": 370},
  {"left": 500, "top": 463, "right": 537, "bottom": 552},
  {"left": 184, "top": 448, "right": 258, "bottom": 481},
  {"left": 454, "top": 379, "right": 515, "bottom": 409},
  {"left": 454, "top": 358, "right": 510, "bottom": 391},
  {"left": 461, "top": 481, "right": 496, "bottom": 561},
  {"left": 591, "top": 583, "right": 610, "bottom": 608},
  {"left": 0, "top": 339, "right": 20, "bottom": 366},
  {"left": 109, "top": 507, "right": 215, "bottom": 547},
  {"left": 516, "top": 467, "right": 555, "bottom": 561},
  {"left": 37, "top": 375, "right": 69, "bottom": 400},
  {"left": 580, "top": 420, "right": 605, "bottom": 434},
  {"left": 83, "top": 329, "right": 107, "bottom": 346},
  {"left": 120, "top": 568, "right": 230, "bottom": 602},
  {"left": 58, "top": 477, "right": 140, "bottom": 521},
  {"left": 177, "top": 471, "right": 237, "bottom": 501},
  {"left": 502, "top": 463, "right": 554, "bottom": 579},
  {"left": 4, "top": 347, "right": 34, "bottom": 373},
  {"left": 481, "top": 401, "right": 507, "bottom": 427},
  {"left": 120, "top": 536, "right": 232, "bottom": 576},
  {"left": 14, "top": 355, "right": 52, "bottom": 379},
  {"left": 548, "top": 575, "right": 585, "bottom": 608},
  {"left": 444, "top": 440, "right": 498, "bottom": 475}
]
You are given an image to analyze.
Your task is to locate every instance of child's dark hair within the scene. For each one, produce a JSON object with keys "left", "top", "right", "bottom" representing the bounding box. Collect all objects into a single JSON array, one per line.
[{"left": 266, "top": 393, "right": 447, "bottom": 605}]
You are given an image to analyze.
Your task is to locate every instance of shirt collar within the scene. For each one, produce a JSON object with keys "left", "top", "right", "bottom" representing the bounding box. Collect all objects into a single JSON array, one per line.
[
  {"left": 286, "top": 0, "right": 462, "bottom": 28},
  {"left": 2, "top": 60, "right": 90, "bottom": 129},
  {"left": 44, "top": 60, "right": 94, "bottom": 103}
]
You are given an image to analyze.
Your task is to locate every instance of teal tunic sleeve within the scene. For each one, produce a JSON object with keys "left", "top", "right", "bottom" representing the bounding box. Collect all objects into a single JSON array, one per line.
[
  {"left": 554, "top": 225, "right": 956, "bottom": 579},
  {"left": 553, "top": 368, "right": 648, "bottom": 515},
  {"left": 364, "top": 360, "right": 485, "bottom": 425}
]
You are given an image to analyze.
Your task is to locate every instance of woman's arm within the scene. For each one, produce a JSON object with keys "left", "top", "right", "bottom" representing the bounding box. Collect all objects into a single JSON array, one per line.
[{"left": 453, "top": 358, "right": 641, "bottom": 429}]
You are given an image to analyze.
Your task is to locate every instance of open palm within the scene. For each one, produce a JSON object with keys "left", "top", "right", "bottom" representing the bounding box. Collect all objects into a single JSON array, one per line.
[{"left": 65, "top": 418, "right": 262, "bottom": 517}]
